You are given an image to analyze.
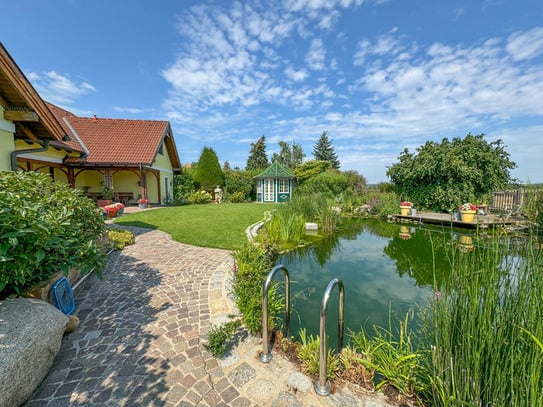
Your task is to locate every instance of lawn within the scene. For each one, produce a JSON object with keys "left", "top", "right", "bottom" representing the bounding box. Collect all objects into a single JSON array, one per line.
[{"left": 114, "top": 203, "right": 276, "bottom": 249}]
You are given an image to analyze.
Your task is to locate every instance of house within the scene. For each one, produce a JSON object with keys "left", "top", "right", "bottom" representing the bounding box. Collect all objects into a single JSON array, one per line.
[
  {"left": 0, "top": 42, "right": 182, "bottom": 205},
  {"left": 47, "top": 104, "right": 181, "bottom": 205},
  {"left": 0, "top": 42, "right": 72, "bottom": 172},
  {"left": 254, "top": 161, "right": 295, "bottom": 203}
]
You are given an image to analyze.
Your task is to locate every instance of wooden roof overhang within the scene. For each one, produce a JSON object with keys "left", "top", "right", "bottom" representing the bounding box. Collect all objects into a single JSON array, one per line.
[{"left": 0, "top": 42, "right": 66, "bottom": 142}]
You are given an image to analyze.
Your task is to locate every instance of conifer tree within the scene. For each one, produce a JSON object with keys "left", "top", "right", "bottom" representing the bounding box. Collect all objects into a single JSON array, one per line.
[
  {"left": 193, "top": 147, "right": 224, "bottom": 191},
  {"left": 312, "top": 131, "right": 340, "bottom": 169},
  {"left": 246, "top": 135, "right": 269, "bottom": 170},
  {"left": 271, "top": 141, "right": 305, "bottom": 169}
]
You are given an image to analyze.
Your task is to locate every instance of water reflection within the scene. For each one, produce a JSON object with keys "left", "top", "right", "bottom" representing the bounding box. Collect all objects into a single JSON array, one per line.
[{"left": 276, "top": 219, "right": 519, "bottom": 342}]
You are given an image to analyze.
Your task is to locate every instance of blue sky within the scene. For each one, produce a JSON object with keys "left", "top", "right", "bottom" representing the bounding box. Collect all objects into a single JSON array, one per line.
[{"left": 2, "top": 0, "right": 542, "bottom": 183}]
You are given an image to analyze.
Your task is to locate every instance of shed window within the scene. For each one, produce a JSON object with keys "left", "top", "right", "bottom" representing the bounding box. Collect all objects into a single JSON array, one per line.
[{"left": 279, "top": 179, "right": 289, "bottom": 193}]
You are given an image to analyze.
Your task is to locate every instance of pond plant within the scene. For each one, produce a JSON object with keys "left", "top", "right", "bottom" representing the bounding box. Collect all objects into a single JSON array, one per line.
[{"left": 419, "top": 231, "right": 543, "bottom": 406}]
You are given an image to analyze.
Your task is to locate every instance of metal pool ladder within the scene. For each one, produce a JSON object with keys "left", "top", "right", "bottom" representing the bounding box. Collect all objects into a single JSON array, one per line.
[
  {"left": 314, "top": 277, "right": 344, "bottom": 396},
  {"left": 259, "top": 264, "right": 290, "bottom": 363}
]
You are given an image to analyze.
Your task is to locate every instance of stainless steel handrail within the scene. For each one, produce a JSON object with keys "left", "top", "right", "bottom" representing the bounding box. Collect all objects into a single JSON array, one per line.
[
  {"left": 314, "top": 277, "right": 344, "bottom": 396},
  {"left": 259, "top": 264, "right": 290, "bottom": 363}
]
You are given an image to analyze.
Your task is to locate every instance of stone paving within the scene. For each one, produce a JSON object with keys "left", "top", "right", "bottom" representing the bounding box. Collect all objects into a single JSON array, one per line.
[{"left": 25, "top": 224, "right": 395, "bottom": 407}]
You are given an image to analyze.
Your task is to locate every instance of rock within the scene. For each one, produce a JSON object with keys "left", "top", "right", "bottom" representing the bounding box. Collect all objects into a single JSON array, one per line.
[
  {"left": 65, "top": 315, "right": 80, "bottom": 333},
  {"left": 0, "top": 298, "right": 68, "bottom": 407}
]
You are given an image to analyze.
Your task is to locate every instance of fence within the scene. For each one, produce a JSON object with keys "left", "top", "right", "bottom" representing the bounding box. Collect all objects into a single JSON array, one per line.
[
  {"left": 490, "top": 189, "right": 542, "bottom": 213},
  {"left": 490, "top": 190, "right": 524, "bottom": 212}
]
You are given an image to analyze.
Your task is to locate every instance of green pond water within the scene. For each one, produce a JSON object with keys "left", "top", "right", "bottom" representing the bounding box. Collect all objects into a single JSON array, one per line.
[{"left": 275, "top": 218, "right": 490, "bottom": 344}]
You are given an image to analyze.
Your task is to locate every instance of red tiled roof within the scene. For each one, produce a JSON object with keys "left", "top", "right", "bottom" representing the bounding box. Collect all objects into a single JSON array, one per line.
[
  {"left": 46, "top": 103, "right": 169, "bottom": 166},
  {"left": 46, "top": 103, "right": 85, "bottom": 152}
]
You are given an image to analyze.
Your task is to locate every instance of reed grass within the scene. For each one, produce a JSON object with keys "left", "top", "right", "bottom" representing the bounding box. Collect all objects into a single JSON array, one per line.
[{"left": 421, "top": 231, "right": 543, "bottom": 406}]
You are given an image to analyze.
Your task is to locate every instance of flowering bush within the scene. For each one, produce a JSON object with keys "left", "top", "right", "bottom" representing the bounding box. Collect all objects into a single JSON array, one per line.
[
  {"left": 459, "top": 203, "right": 477, "bottom": 211},
  {"left": 400, "top": 201, "right": 412, "bottom": 207},
  {"left": 189, "top": 190, "right": 212, "bottom": 204},
  {"left": 113, "top": 202, "right": 125, "bottom": 209},
  {"left": 137, "top": 198, "right": 149, "bottom": 204},
  {"left": 103, "top": 204, "right": 119, "bottom": 217}
]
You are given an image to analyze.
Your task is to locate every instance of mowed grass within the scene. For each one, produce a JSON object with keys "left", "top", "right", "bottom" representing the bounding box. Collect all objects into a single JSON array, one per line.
[{"left": 114, "top": 203, "right": 276, "bottom": 250}]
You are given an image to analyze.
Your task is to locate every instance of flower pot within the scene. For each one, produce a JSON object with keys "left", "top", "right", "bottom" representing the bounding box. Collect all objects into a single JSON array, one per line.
[
  {"left": 97, "top": 199, "right": 113, "bottom": 208},
  {"left": 399, "top": 206, "right": 411, "bottom": 216},
  {"left": 138, "top": 203, "right": 148, "bottom": 209},
  {"left": 399, "top": 225, "right": 411, "bottom": 239},
  {"left": 460, "top": 210, "right": 477, "bottom": 222}
]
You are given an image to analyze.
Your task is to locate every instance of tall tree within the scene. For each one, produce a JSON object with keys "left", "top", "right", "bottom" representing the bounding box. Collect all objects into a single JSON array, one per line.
[
  {"left": 271, "top": 140, "right": 306, "bottom": 169},
  {"left": 386, "top": 133, "right": 516, "bottom": 211},
  {"left": 313, "top": 131, "right": 340, "bottom": 169},
  {"left": 246, "top": 135, "right": 269, "bottom": 170},
  {"left": 193, "top": 147, "right": 224, "bottom": 192}
]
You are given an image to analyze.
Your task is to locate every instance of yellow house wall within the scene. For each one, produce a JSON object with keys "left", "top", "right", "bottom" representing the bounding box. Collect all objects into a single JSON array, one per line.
[
  {"left": 0, "top": 129, "right": 15, "bottom": 172},
  {"left": 0, "top": 106, "right": 16, "bottom": 171},
  {"left": 152, "top": 144, "right": 175, "bottom": 204},
  {"left": 112, "top": 171, "right": 140, "bottom": 201},
  {"left": 75, "top": 170, "right": 103, "bottom": 194}
]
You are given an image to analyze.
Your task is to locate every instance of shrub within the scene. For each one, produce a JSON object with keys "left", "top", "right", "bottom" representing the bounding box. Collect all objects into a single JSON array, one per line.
[
  {"left": 296, "top": 170, "right": 348, "bottom": 198},
  {"left": 107, "top": 228, "right": 135, "bottom": 249},
  {"left": 173, "top": 172, "right": 197, "bottom": 205},
  {"left": 224, "top": 170, "right": 254, "bottom": 201},
  {"left": 205, "top": 319, "right": 242, "bottom": 357},
  {"left": 225, "top": 191, "right": 247, "bottom": 203},
  {"left": 188, "top": 190, "right": 212, "bottom": 204},
  {"left": 0, "top": 171, "right": 106, "bottom": 297},
  {"left": 232, "top": 242, "right": 278, "bottom": 334}
]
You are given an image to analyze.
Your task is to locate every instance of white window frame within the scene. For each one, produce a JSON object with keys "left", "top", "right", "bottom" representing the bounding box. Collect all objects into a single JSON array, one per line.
[
  {"left": 278, "top": 179, "right": 289, "bottom": 193},
  {"left": 264, "top": 179, "right": 274, "bottom": 202}
]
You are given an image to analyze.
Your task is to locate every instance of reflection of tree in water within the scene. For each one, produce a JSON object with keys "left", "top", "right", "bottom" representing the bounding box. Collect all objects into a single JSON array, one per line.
[
  {"left": 384, "top": 227, "right": 456, "bottom": 289},
  {"left": 281, "top": 234, "right": 341, "bottom": 267},
  {"left": 280, "top": 219, "right": 363, "bottom": 267}
]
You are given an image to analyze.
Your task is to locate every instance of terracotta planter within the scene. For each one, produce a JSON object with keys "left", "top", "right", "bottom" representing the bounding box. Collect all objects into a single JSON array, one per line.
[
  {"left": 97, "top": 199, "right": 112, "bottom": 208},
  {"left": 460, "top": 210, "right": 477, "bottom": 222},
  {"left": 400, "top": 206, "right": 411, "bottom": 216}
]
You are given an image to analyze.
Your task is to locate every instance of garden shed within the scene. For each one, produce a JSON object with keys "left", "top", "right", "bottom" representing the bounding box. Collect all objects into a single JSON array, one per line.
[{"left": 254, "top": 162, "right": 295, "bottom": 203}]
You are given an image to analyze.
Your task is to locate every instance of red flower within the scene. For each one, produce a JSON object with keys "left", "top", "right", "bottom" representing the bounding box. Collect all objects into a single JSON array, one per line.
[{"left": 400, "top": 201, "right": 412, "bottom": 207}]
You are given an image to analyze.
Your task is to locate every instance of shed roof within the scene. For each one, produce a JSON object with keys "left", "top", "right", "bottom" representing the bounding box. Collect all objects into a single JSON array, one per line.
[{"left": 254, "top": 161, "right": 295, "bottom": 179}]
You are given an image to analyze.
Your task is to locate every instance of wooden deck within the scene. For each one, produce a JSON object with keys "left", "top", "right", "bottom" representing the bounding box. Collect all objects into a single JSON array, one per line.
[{"left": 392, "top": 210, "right": 525, "bottom": 229}]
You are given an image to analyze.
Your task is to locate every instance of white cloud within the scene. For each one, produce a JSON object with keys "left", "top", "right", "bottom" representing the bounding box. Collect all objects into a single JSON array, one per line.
[
  {"left": 506, "top": 27, "right": 543, "bottom": 61},
  {"left": 26, "top": 70, "right": 95, "bottom": 106},
  {"left": 112, "top": 106, "right": 144, "bottom": 114},
  {"left": 305, "top": 38, "right": 326, "bottom": 70},
  {"left": 161, "top": 2, "right": 543, "bottom": 183},
  {"left": 284, "top": 66, "right": 309, "bottom": 81}
]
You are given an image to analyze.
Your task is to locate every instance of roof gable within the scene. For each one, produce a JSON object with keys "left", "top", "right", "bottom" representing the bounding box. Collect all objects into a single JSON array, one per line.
[
  {"left": 255, "top": 161, "right": 295, "bottom": 178},
  {"left": 0, "top": 42, "right": 66, "bottom": 142}
]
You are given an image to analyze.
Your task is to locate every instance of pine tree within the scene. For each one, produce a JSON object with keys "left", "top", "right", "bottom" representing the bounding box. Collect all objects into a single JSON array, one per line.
[
  {"left": 193, "top": 147, "right": 224, "bottom": 191},
  {"left": 246, "top": 135, "right": 269, "bottom": 170},
  {"left": 312, "top": 131, "right": 340, "bottom": 169}
]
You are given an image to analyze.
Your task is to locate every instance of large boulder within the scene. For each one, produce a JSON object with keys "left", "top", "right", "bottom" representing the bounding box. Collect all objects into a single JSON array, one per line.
[{"left": 0, "top": 298, "right": 68, "bottom": 407}]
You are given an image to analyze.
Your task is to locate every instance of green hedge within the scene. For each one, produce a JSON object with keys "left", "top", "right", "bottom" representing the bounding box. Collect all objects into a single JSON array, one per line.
[{"left": 0, "top": 171, "right": 106, "bottom": 297}]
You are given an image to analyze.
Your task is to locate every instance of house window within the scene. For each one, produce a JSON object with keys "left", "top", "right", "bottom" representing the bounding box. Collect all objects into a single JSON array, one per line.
[
  {"left": 158, "top": 142, "right": 164, "bottom": 155},
  {"left": 279, "top": 179, "right": 289, "bottom": 193},
  {"left": 102, "top": 170, "right": 113, "bottom": 189}
]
